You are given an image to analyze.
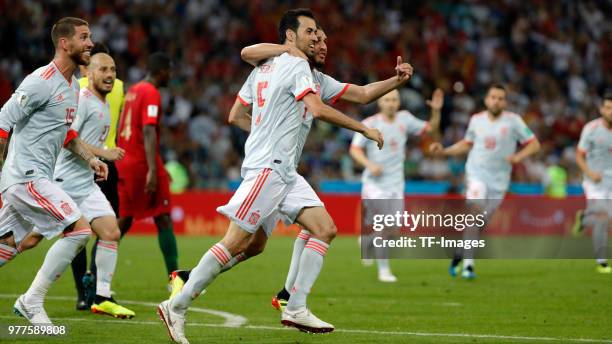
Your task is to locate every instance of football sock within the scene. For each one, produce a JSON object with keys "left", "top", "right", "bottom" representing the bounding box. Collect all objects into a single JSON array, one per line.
[
  {"left": 25, "top": 230, "right": 91, "bottom": 305},
  {"left": 220, "top": 252, "right": 246, "bottom": 273},
  {"left": 171, "top": 243, "right": 230, "bottom": 313},
  {"left": 277, "top": 287, "right": 290, "bottom": 300},
  {"left": 70, "top": 247, "right": 87, "bottom": 297},
  {"left": 284, "top": 229, "right": 310, "bottom": 291},
  {"left": 95, "top": 240, "right": 118, "bottom": 298},
  {"left": 463, "top": 258, "right": 475, "bottom": 268},
  {"left": 287, "top": 238, "right": 329, "bottom": 311},
  {"left": 157, "top": 225, "right": 178, "bottom": 275},
  {"left": 0, "top": 243, "right": 18, "bottom": 267},
  {"left": 592, "top": 218, "right": 608, "bottom": 264}
]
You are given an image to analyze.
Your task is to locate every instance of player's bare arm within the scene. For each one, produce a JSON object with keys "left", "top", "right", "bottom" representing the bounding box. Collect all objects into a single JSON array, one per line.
[
  {"left": 66, "top": 136, "right": 109, "bottom": 180},
  {"left": 506, "top": 138, "right": 540, "bottom": 164},
  {"left": 0, "top": 136, "right": 7, "bottom": 170},
  {"left": 241, "top": 43, "right": 307, "bottom": 67},
  {"left": 227, "top": 98, "right": 253, "bottom": 132},
  {"left": 430, "top": 139, "right": 473, "bottom": 157},
  {"left": 302, "top": 92, "right": 384, "bottom": 149},
  {"left": 340, "top": 57, "right": 413, "bottom": 105},
  {"left": 425, "top": 88, "right": 443, "bottom": 137},
  {"left": 349, "top": 145, "right": 383, "bottom": 176},
  {"left": 576, "top": 149, "right": 602, "bottom": 183},
  {"left": 143, "top": 124, "right": 158, "bottom": 193},
  {"left": 81, "top": 141, "right": 125, "bottom": 161}
]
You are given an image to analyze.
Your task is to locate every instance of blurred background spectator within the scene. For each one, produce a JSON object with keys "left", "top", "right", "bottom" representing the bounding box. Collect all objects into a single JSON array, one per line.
[{"left": 1, "top": 0, "right": 610, "bottom": 193}]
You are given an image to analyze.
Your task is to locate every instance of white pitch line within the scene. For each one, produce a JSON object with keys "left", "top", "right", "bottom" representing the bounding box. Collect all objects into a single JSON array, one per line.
[
  {"left": 0, "top": 295, "right": 610, "bottom": 343},
  {"left": 0, "top": 294, "right": 247, "bottom": 327}
]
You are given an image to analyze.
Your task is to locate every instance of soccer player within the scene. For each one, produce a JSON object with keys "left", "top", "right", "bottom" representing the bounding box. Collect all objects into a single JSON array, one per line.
[
  {"left": 168, "top": 26, "right": 414, "bottom": 310},
  {"left": 50, "top": 52, "right": 134, "bottom": 318},
  {"left": 116, "top": 52, "right": 178, "bottom": 279},
  {"left": 573, "top": 93, "right": 612, "bottom": 274},
  {"left": 71, "top": 42, "right": 125, "bottom": 310},
  {"left": 350, "top": 88, "right": 442, "bottom": 282},
  {"left": 430, "top": 84, "right": 540, "bottom": 279},
  {"left": 157, "top": 9, "right": 383, "bottom": 342},
  {"left": 0, "top": 17, "right": 109, "bottom": 325}
]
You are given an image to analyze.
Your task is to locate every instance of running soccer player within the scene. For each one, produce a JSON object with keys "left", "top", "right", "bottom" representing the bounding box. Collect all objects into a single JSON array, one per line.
[
  {"left": 573, "top": 92, "right": 612, "bottom": 274},
  {"left": 116, "top": 52, "right": 178, "bottom": 279},
  {"left": 50, "top": 52, "right": 134, "bottom": 318},
  {"left": 0, "top": 17, "right": 109, "bottom": 326},
  {"left": 71, "top": 42, "right": 125, "bottom": 310},
  {"left": 430, "top": 84, "right": 540, "bottom": 279},
  {"left": 351, "top": 88, "right": 442, "bottom": 283},
  {"left": 168, "top": 26, "right": 414, "bottom": 311},
  {"left": 157, "top": 9, "right": 383, "bottom": 342}
]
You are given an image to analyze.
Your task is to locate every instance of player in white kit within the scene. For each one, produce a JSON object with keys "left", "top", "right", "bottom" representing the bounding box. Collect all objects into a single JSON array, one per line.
[
  {"left": 350, "top": 88, "right": 442, "bottom": 282},
  {"left": 430, "top": 84, "right": 540, "bottom": 279},
  {"left": 573, "top": 93, "right": 612, "bottom": 274},
  {"left": 157, "top": 9, "right": 383, "bottom": 343},
  {"left": 0, "top": 18, "right": 109, "bottom": 325},
  {"left": 167, "top": 26, "right": 415, "bottom": 312},
  {"left": 50, "top": 52, "right": 134, "bottom": 317}
]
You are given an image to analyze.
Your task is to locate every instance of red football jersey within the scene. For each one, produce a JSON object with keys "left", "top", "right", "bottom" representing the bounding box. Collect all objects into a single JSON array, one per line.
[{"left": 117, "top": 81, "right": 163, "bottom": 170}]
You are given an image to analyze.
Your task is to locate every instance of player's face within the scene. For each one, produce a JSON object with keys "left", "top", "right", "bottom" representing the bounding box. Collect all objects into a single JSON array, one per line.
[
  {"left": 601, "top": 100, "right": 612, "bottom": 125},
  {"left": 295, "top": 16, "right": 317, "bottom": 58},
  {"left": 313, "top": 30, "right": 327, "bottom": 68},
  {"left": 89, "top": 53, "right": 116, "bottom": 96},
  {"left": 65, "top": 25, "right": 93, "bottom": 66},
  {"left": 484, "top": 88, "right": 507, "bottom": 116},
  {"left": 377, "top": 89, "right": 401, "bottom": 116}
]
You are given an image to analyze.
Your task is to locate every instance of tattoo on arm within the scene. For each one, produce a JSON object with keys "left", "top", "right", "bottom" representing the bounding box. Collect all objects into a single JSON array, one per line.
[{"left": 67, "top": 138, "right": 96, "bottom": 163}]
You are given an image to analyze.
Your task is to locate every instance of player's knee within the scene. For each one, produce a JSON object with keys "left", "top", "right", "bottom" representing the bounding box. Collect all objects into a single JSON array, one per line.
[
  {"left": 99, "top": 228, "right": 121, "bottom": 242},
  {"left": 318, "top": 221, "right": 337, "bottom": 243}
]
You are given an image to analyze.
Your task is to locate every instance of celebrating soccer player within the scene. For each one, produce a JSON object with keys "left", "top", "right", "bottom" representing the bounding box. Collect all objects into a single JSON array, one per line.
[
  {"left": 430, "top": 84, "right": 540, "bottom": 279},
  {"left": 0, "top": 17, "right": 109, "bottom": 326},
  {"left": 573, "top": 92, "right": 612, "bottom": 274},
  {"left": 351, "top": 88, "right": 442, "bottom": 282},
  {"left": 71, "top": 42, "right": 126, "bottom": 310},
  {"left": 157, "top": 9, "right": 384, "bottom": 343}
]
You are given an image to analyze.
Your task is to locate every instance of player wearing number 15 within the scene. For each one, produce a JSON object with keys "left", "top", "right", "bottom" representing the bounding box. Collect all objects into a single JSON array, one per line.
[{"left": 116, "top": 52, "right": 178, "bottom": 278}]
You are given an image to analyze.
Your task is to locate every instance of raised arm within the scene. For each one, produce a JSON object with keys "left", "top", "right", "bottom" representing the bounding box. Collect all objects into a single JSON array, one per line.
[
  {"left": 424, "top": 88, "right": 443, "bottom": 137},
  {"left": 340, "top": 57, "right": 414, "bottom": 104},
  {"left": 302, "top": 92, "right": 384, "bottom": 149},
  {"left": 241, "top": 43, "right": 307, "bottom": 67}
]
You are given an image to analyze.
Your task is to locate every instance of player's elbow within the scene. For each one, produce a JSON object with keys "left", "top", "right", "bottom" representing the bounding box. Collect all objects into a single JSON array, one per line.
[{"left": 240, "top": 48, "right": 257, "bottom": 66}]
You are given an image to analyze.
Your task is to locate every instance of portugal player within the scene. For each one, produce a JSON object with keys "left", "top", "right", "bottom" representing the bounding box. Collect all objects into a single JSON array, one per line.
[{"left": 116, "top": 53, "right": 178, "bottom": 278}]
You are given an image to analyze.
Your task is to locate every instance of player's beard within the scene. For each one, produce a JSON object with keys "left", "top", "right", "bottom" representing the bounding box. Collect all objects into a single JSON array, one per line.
[{"left": 69, "top": 47, "right": 90, "bottom": 66}]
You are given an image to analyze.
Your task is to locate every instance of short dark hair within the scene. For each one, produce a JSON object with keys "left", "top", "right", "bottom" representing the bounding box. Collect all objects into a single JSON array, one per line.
[
  {"left": 278, "top": 8, "right": 316, "bottom": 44},
  {"left": 91, "top": 42, "right": 110, "bottom": 56},
  {"left": 51, "top": 17, "right": 89, "bottom": 48},
  {"left": 147, "top": 52, "right": 171, "bottom": 75},
  {"left": 488, "top": 83, "right": 506, "bottom": 94},
  {"left": 604, "top": 92, "right": 612, "bottom": 102}
]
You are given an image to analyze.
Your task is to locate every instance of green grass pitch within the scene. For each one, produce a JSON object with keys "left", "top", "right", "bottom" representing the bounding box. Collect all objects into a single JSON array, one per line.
[{"left": 0, "top": 235, "right": 610, "bottom": 343}]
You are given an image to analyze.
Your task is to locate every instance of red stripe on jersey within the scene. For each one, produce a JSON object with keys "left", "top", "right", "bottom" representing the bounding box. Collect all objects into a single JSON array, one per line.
[
  {"left": 295, "top": 88, "right": 315, "bottom": 101},
  {"left": 329, "top": 84, "right": 351, "bottom": 105},
  {"left": 0, "top": 129, "right": 8, "bottom": 139},
  {"left": 63, "top": 129, "right": 79, "bottom": 147},
  {"left": 235, "top": 171, "right": 265, "bottom": 219},
  {"left": 237, "top": 95, "right": 250, "bottom": 106},
  {"left": 26, "top": 182, "right": 65, "bottom": 221},
  {"left": 237, "top": 168, "right": 271, "bottom": 220},
  {"left": 235, "top": 168, "right": 270, "bottom": 220},
  {"left": 41, "top": 66, "right": 54, "bottom": 79}
]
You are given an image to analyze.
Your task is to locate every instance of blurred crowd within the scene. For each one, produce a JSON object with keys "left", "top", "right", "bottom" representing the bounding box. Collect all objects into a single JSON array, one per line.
[{"left": 1, "top": 0, "right": 610, "bottom": 192}]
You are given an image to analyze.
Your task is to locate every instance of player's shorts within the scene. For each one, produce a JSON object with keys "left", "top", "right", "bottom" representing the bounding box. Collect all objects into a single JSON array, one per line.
[
  {"left": 117, "top": 170, "right": 171, "bottom": 219},
  {"left": 582, "top": 180, "right": 612, "bottom": 217},
  {"left": 361, "top": 183, "right": 404, "bottom": 227},
  {"left": 217, "top": 169, "right": 323, "bottom": 237},
  {"left": 465, "top": 179, "right": 505, "bottom": 217},
  {"left": 0, "top": 179, "right": 81, "bottom": 243},
  {"left": 70, "top": 185, "right": 116, "bottom": 222}
]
